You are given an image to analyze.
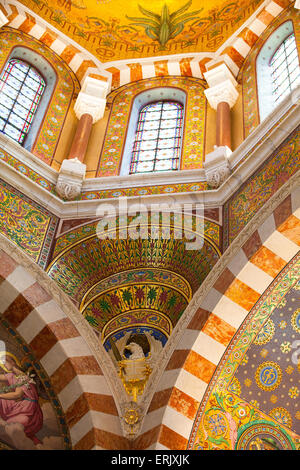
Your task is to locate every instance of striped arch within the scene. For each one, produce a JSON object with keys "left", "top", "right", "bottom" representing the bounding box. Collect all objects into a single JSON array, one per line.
[
  {"left": 134, "top": 183, "right": 300, "bottom": 450},
  {"left": 0, "top": 234, "right": 130, "bottom": 450}
]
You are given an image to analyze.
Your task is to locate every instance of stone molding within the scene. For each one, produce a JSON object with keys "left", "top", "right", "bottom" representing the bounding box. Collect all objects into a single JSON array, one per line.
[
  {"left": 74, "top": 76, "right": 109, "bottom": 123},
  {"left": 0, "top": 11, "right": 8, "bottom": 27},
  {"left": 55, "top": 158, "right": 86, "bottom": 201},
  {"left": 0, "top": 84, "right": 299, "bottom": 217},
  {"left": 204, "top": 63, "right": 239, "bottom": 109},
  {"left": 204, "top": 146, "right": 232, "bottom": 188}
]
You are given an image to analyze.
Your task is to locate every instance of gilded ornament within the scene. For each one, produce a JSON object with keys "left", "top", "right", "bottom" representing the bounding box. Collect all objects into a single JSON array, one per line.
[
  {"left": 269, "top": 408, "right": 292, "bottom": 428},
  {"left": 253, "top": 319, "right": 275, "bottom": 345},
  {"left": 255, "top": 362, "right": 282, "bottom": 392},
  {"left": 291, "top": 308, "right": 300, "bottom": 334}
]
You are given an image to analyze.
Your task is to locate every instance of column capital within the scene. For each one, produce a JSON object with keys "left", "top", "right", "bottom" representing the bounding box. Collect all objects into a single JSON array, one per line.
[
  {"left": 204, "top": 80, "right": 239, "bottom": 110},
  {"left": 0, "top": 11, "right": 8, "bottom": 27},
  {"left": 74, "top": 76, "right": 109, "bottom": 123},
  {"left": 204, "top": 63, "right": 239, "bottom": 110},
  {"left": 204, "top": 63, "right": 237, "bottom": 88}
]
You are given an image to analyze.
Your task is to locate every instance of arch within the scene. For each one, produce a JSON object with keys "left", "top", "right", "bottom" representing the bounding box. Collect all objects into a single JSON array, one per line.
[
  {"left": 241, "top": 5, "right": 300, "bottom": 138},
  {"left": 256, "top": 20, "right": 300, "bottom": 121},
  {"left": 0, "top": 50, "right": 55, "bottom": 151},
  {"left": 0, "top": 234, "right": 129, "bottom": 450},
  {"left": 120, "top": 88, "right": 186, "bottom": 176},
  {"left": 97, "top": 76, "right": 206, "bottom": 177},
  {"left": 0, "top": 27, "right": 80, "bottom": 165},
  {"left": 132, "top": 177, "right": 300, "bottom": 449}
]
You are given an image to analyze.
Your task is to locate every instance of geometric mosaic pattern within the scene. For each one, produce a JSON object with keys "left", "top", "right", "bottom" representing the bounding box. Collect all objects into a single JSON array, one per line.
[
  {"left": 0, "top": 238, "right": 128, "bottom": 450},
  {"left": 135, "top": 190, "right": 300, "bottom": 449}
]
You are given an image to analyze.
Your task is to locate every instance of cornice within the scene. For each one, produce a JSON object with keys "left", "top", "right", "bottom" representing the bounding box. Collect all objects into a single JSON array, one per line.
[{"left": 0, "top": 85, "right": 299, "bottom": 218}]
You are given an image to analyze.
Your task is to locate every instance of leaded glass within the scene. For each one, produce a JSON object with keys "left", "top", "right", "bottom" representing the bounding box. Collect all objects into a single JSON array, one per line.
[
  {"left": 130, "top": 101, "right": 183, "bottom": 174},
  {"left": 270, "top": 34, "right": 300, "bottom": 104},
  {"left": 0, "top": 59, "right": 46, "bottom": 144}
]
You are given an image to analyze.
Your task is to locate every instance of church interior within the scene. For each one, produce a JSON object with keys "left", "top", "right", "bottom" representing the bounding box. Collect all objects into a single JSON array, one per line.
[{"left": 0, "top": 0, "right": 299, "bottom": 451}]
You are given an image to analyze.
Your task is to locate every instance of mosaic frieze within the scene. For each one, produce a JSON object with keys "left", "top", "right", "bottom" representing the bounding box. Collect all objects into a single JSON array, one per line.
[
  {"left": 224, "top": 127, "right": 300, "bottom": 248},
  {"left": 0, "top": 179, "right": 58, "bottom": 268},
  {"left": 82, "top": 282, "right": 189, "bottom": 333},
  {"left": 98, "top": 76, "right": 207, "bottom": 176},
  {"left": 17, "top": 0, "right": 264, "bottom": 62},
  {"left": 0, "top": 27, "right": 80, "bottom": 165},
  {"left": 52, "top": 216, "right": 221, "bottom": 260},
  {"left": 189, "top": 253, "right": 300, "bottom": 450},
  {"left": 48, "top": 233, "right": 220, "bottom": 303},
  {"left": 81, "top": 268, "right": 192, "bottom": 307}
]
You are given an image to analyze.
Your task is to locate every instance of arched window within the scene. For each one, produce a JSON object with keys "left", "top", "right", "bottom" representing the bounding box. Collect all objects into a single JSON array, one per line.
[
  {"left": 0, "top": 58, "right": 46, "bottom": 145},
  {"left": 257, "top": 21, "right": 300, "bottom": 121},
  {"left": 270, "top": 34, "right": 300, "bottom": 104},
  {"left": 120, "top": 87, "right": 186, "bottom": 176},
  {"left": 130, "top": 101, "right": 183, "bottom": 174}
]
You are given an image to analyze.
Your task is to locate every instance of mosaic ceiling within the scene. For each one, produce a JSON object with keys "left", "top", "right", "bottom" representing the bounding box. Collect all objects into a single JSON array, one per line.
[
  {"left": 189, "top": 254, "right": 300, "bottom": 450},
  {"left": 47, "top": 217, "right": 221, "bottom": 347},
  {"left": 19, "top": 0, "right": 264, "bottom": 61}
]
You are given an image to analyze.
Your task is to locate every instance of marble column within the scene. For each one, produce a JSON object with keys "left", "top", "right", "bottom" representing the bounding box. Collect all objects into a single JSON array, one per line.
[
  {"left": 56, "top": 76, "right": 109, "bottom": 200},
  {"left": 203, "top": 63, "right": 239, "bottom": 188}
]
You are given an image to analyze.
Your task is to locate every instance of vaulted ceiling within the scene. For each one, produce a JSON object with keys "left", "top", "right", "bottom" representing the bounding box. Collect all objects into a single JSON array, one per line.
[{"left": 18, "top": 0, "right": 264, "bottom": 61}]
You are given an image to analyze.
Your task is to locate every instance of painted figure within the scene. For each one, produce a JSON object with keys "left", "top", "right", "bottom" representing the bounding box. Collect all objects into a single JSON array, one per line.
[{"left": 0, "top": 355, "right": 43, "bottom": 445}]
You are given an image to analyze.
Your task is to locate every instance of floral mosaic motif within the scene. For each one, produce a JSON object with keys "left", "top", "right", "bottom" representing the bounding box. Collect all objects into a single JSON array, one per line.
[
  {"left": 189, "top": 254, "right": 300, "bottom": 449},
  {"left": 48, "top": 231, "right": 220, "bottom": 304},
  {"left": 0, "top": 179, "right": 58, "bottom": 268},
  {"left": 52, "top": 216, "right": 221, "bottom": 259},
  {"left": 102, "top": 310, "right": 172, "bottom": 342},
  {"left": 82, "top": 282, "right": 188, "bottom": 333},
  {"left": 253, "top": 318, "right": 275, "bottom": 345},
  {"left": 269, "top": 408, "right": 292, "bottom": 428},
  {"left": 291, "top": 308, "right": 300, "bottom": 333},
  {"left": 81, "top": 267, "right": 192, "bottom": 306},
  {"left": 0, "top": 28, "right": 79, "bottom": 165},
  {"left": 18, "top": 0, "right": 264, "bottom": 61},
  {"left": 224, "top": 127, "right": 300, "bottom": 247},
  {"left": 98, "top": 76, "right": 207, "bottom": 176}
]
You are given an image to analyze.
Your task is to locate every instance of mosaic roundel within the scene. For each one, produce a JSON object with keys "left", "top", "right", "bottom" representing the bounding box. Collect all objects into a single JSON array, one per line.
[
  {"left": 291, "top": 308, "right": 300, "bottom": 334},
  {"left": 253, "top": 319, "right": 275, "bottom": 345},
  {"left": 255, "top": 362, "right": 282, "bottom": 392},
  {"left": 235, "top": 421, "right": 295, "bottom": 450},
  {"left": 269, "top": 408, "right": 292, "bottom": 429}
]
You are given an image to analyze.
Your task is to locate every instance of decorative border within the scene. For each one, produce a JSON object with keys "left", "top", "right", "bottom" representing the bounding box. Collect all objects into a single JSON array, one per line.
[
  {"left": 0, "top": 177, "right": 58, "bottom": 268},
  {"left": 0, "top": 27, "right": 80, "bottom": 165}
]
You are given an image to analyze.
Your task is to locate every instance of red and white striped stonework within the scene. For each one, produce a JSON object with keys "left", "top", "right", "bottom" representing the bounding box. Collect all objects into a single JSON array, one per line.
[
  {"left": 136, "top": 188, "right": 300, "bottom": 450},
  {"left": 0, "top": 235, "right": 131, "bottom": 450},
  {"left": 0, "top": 2, "right": 107, "bottom": 86},
  {"left": 0, "top": 0, "right": 294, "bottom": 90}
]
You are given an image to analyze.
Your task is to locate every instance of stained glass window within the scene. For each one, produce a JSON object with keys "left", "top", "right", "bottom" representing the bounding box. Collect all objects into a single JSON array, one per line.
[
  {"left": 270, "top": 33, "right": 300, "bottom": 104},
  {"left": 130, "top": 101, "right": 183, "bottom": 174},
  {"left": 0, "top": 58, "right": 46, "bottom": 145}
]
